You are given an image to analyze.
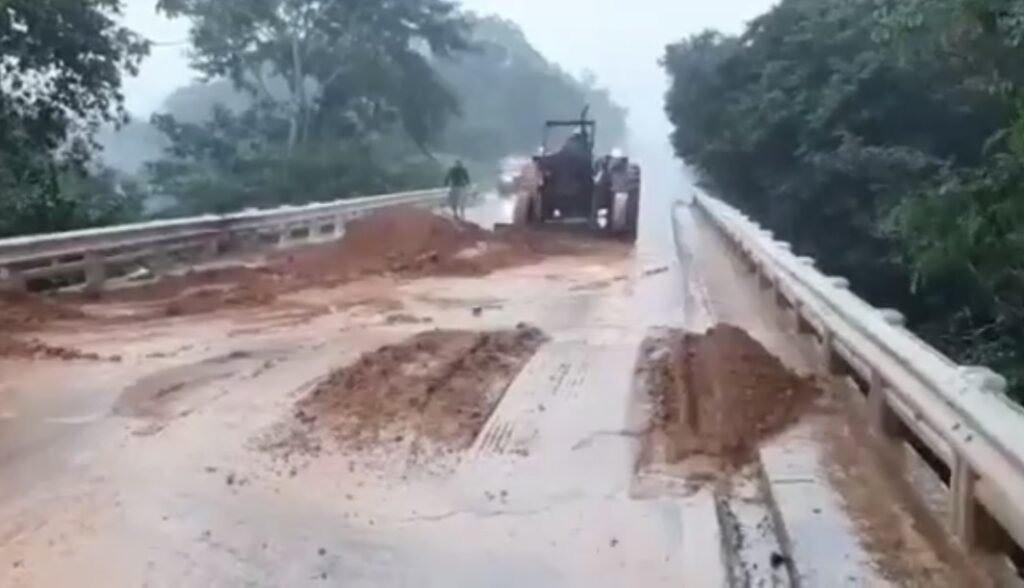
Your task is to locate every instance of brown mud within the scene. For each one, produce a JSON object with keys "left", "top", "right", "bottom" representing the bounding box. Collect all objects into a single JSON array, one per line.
[
  {"left": 0, "top": 292, "right": 84, "bottom": 331},
  {"left": 292, "top": 325, "right": 547, "bottom": 456},
  {"left": 642, "top": 324, "right": 821, "bottom": 467},
  {"left": 52, "top": 207, "right": 616, "bottom": 320},
  {"left": 0, "top": 335, "right": 108, "bottom": 362},
  {"left": 269, "top": 205, "right": 599, "bottom": 284}
]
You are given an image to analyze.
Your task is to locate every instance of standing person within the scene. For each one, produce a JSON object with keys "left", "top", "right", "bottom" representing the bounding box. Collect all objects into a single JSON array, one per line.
[{"left": 444, "top": 159, "right": 471, "bottom": 220}]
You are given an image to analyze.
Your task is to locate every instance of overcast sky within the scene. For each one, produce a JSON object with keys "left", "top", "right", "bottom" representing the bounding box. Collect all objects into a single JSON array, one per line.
[{"left": 122, "top": 0, "right": 775, "bottom": 138}]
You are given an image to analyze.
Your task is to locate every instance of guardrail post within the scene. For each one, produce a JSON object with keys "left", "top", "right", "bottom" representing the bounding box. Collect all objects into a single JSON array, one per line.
[
  {"left": 149, "top": 247, "right": 173, "bottom": 277},
  {"left": 793, "top": 303, "right": 814, "bottom": 334},
  {"left": 237, "top": 230, "right": 261, "bottom": 253},
  {"left": 951, "top": 454, "right": 977, "bottom": 550},
  {"left": 867, "top": 370, "right": 899, "bottom": 435},
  {"left": 273, "top": 226, "right": 289, "bottom": 249},
  {"left": 0, "top": 265, "right": 26, "bottom": 292},
  {"left": 83, "top": 252, "right": 106, "bottom": 295},
  {"left": 820, "top": 330, "right": 846, "bottom": 375},
  {"left": 775, "top": 284, "right": 791, "bottom": 309},
  {"left": 291, "top": 223, "right": 306, "bottom": 245},
  {"left": 201, "top": 235, "right": 220, "bottom": 260}
]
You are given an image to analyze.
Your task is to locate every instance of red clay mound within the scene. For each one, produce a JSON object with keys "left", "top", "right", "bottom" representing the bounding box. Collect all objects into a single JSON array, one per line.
[
  {"left": 89, "top": 266, "right": 270, "bottom": 304},
  {"left": 339, "top": 205, "right": 488, "bottom": 272},
  {"left": 644, "top": 324, "right": 821, "bottom": 466},
  {"left": 272, "top": 206, "right": 533, "bottom": 283},
  {"left": 0, "top": 292, "right": 85, "bottom": 331},
  {"left": 163, "top": 283, "right": 279, "bottom": 317},
  {"left": 293, "top": 325, "right": 547, "bottom": 454},
  {"left": 50, "top": 207, "right": 621, "bottom": 320},
  {"left": 0, "top": 335, "right": 104, "bottom": 361}
]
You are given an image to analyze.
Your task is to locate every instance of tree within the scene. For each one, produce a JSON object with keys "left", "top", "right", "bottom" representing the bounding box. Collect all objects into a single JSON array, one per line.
[
  {"left": 0, "top": 0, "right": 149, "bottom": 237},
  {"left": 140, "top": 9, "right": 627, "bottom": 214},
  {"left": 663, "top": 0, "right": 1024, "bottom": 400},
  {"left": 144, "top": 0, "right": 475, "bottom": 214},
  {"left": 102, "top": 14, "right": 626, "bottom": 177},
  {"left": 147, "top": 105, "right": 441, "bottom": 215},
  {"left": 156, "top": 0, "right": 470, "bottom": 152}
]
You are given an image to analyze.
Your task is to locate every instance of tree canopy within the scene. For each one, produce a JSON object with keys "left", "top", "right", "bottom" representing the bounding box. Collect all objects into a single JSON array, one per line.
[
  {"left": 156, "top": 0, "right": 469, "bottom": 151},
  {"left": 3, "top": 1, "right": 626, "bottom": 234},
  {"left": 664, "top": 0, "right": 1024, "bottom": 399},
  {"left": 97, "top": 10, "right": 624, "bottom": 215},
  {"left": 0, "top": 0, "right": 149, "bottom": 237}
]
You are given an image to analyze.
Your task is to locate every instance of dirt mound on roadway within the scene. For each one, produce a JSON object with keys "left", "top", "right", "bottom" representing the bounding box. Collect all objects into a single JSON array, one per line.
[
  {"left": 52, "top": 207, "right": 620, "bottom": 320},
  {"left": 0, "top": 335, "right": 106, "bottom": 361},
  {"left": 645, "top": 324, "right": 820, "bottom": 466},
  {"left": 163, "top": 283, "right": 278, "bottom": 317},
  {"left": 0, "top": 291, "right": 84, "bottom": 331},
  {"left": 272, "top": 206, "right": 572, "bottom": 284},
  {"left": 293, "top": 325, "right": 547, "bottom": 456}
]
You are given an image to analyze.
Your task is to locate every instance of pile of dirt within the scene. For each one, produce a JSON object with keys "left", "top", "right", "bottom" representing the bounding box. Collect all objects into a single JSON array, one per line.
[
  {"left": 292, "top": 325, "right": 547, "bottom": 455},
  {"left": 48, "top": 208, "right": 620, "bottom": 320},
  {"left": 0, "top": 292, "right": 84, "bottom": 331},
  {"left": 644, "top": 324, "right": 821, "bottom": 466},
  {"left": 271, "top": 206, "right": 548, "bottom": 284},
  {"left": 0, "top": 335, "right": 104, "bottom": 361},
  {"left": 163, "top": 283, "right": 278, "bottom": 317},
  {"left": 88, "top": 266, "right": 270, "bottom": 304}
]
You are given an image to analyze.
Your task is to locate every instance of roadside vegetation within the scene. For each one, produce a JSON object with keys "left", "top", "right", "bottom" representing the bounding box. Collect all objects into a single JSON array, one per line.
[
  {"left": 1, "top": 1, "right": 624, "bottom": 231},
  {"left": 664, "top": 0, "right": 1024, "bottom": 400}
]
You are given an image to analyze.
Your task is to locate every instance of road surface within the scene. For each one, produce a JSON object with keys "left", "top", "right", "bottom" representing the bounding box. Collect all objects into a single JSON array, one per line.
[{"left": 0, "top": 190, "right": 970, "bottom": 586}]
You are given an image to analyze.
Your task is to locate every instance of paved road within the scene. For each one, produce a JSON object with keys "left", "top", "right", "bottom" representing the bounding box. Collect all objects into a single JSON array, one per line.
[{"left": 0, "top": 188, "right": 961, "bottom": 585}]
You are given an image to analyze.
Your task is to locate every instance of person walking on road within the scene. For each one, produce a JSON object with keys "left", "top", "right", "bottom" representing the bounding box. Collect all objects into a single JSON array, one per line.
[{"left": 444, "top": 159, "right": 471, "bottom": 221}]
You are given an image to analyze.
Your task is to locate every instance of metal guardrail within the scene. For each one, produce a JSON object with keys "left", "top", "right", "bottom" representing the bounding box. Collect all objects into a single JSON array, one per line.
[
  {"left": 692, "top": 192, "right": 1024, "bottom": 560},
  {"left": 0, "top": 188, "right": 448, "bottom": 293}
]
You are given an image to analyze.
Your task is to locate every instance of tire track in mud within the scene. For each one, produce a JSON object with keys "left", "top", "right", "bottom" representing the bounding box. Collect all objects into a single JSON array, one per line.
[
  {"left": 471, "top": 343, "right": 594, "bottom": 459},
  {"left": 269, "top": 326, "right": 548, "bottom": 466}
]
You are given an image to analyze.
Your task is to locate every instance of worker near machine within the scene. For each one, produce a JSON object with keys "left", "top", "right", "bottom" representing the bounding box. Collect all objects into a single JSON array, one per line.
[{"left": 444, "top": 159, "right": 471, "bottom": 220}]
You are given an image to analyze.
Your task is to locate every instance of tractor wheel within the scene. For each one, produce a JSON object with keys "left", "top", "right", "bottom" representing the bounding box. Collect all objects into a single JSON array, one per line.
[
  {"left": 512, "top": 192, "right": 535, "bottom": 226},
  {"left": 626, "top": 188, "right": 640, "bottom": 240},
  {"left": 611, "top": 191, "right": 631, "bottom": 237}
]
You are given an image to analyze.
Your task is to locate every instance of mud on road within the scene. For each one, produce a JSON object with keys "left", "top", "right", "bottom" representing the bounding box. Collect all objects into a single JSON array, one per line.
[
  {"left": 639, "top": 324, "right": 822, "bottom": 470},
  {"left": 287, "top": 325, "right": 548, "bottom": 461},
  {"left": 0, "top": 206, "right": 620, "bottom": 360},
  {"left": 1, "top": 206, "right": 621, "bottom": 329}
]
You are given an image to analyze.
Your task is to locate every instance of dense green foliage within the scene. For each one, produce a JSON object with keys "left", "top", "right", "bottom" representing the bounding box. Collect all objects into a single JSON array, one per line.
[
  {"left": 145, "top": 0, "right": 470, "bottom": 214},
  {"left": 8, "top": 1, "right": 622, "bottom": 231},
  {"left": 664, "top": 0, "right": 1024, "bottom": 398},
  {"left": 0, "top": 0, "right": 149, "bottom": 237}
]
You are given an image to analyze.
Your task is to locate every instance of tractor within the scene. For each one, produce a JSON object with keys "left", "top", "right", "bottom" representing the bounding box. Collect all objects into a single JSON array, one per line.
[{"left": 512, "top": 107, "right": 640, "bottom": 240}]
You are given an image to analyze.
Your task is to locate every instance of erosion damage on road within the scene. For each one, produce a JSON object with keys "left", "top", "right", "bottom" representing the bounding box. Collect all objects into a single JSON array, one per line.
[
  {"left": 639, "top": 324, "right": 822, "bottom": 471},
  {"left": 290, "top": 325, "right": 547, "bottom": 460},
  {"left": 0, "top": 202, "right": 990, "bottom": 586}
]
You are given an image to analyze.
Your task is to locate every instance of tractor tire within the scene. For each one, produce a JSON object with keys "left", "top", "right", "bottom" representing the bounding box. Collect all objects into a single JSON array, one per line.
[
  {"left": 611, "top": 191, "right": 631, "bottom": 237},
  {"left": 627, "top": 188, "right": 640, "bottom": 239},
  {"left": 512, "top": 192, "right": 535, "bottom": 227}
]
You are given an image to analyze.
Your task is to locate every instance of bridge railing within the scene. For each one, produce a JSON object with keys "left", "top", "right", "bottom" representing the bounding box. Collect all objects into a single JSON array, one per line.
[
  {"left": 693, "top": 192, "right": 1024, "bottom": 561},
  {"left": 0, "top": 188, "right": 447, "bottom": 294}
]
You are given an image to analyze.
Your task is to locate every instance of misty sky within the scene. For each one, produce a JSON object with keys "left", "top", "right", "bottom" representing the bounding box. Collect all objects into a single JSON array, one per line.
[{"left": 121, "top": 0, "right": 776, "bottom": 142}]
